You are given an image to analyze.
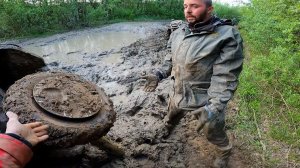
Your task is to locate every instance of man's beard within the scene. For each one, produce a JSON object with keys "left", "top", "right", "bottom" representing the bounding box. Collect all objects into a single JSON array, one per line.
[{"left": 186, "top": 9, "right": 208, "bottom": 26}]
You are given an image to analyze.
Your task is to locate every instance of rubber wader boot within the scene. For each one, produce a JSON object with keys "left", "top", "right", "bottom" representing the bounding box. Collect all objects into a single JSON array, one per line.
[
  {"left": 158, "top": 121, "right": 173, "bottom": 139},
  {"left": 213, "top": 143, "right": 232, "bottom": 168},
  {"left": 161, "top": 113, "right": 181, "bottom": 138}
]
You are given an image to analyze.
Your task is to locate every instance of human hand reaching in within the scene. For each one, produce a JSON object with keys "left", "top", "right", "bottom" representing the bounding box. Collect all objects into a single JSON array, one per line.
[{"left": 5, "top": 111, "right": 49, "bottom": 146}]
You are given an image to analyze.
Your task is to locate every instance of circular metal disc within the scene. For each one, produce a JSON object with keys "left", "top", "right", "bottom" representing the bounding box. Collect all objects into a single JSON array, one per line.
[{"left": 33, "top": 75, "right": 102, "bottom": 119}]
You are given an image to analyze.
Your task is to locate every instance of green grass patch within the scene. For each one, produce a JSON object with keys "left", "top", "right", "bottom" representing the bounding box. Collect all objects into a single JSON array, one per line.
[{"left": 235, "top": 0, "right": 300, "bottom": 166}]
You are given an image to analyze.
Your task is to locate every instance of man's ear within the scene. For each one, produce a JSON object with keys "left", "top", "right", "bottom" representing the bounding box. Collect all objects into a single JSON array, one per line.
[{"left": 207, "top": 6, "right": 214, "bottom": 15}]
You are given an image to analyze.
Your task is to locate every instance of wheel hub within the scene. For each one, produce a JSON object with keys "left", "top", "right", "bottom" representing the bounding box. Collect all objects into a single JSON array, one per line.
[{"left": 33, "top": 75, "right": 102, "bottom": 119}]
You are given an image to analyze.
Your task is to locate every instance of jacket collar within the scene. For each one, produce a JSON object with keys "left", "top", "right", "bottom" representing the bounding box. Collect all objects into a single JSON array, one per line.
[{"left": 183, "top": 15, "right": 233, "bottom": 35}]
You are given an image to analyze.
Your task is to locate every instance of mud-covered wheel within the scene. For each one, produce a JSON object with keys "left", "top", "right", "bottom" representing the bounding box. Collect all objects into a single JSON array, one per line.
[{"left": 3, "top": 72, "right": 116, "bottom": 148}]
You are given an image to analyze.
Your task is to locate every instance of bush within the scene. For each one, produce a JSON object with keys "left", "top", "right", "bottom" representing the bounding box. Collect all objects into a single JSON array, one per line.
[
  {"left": 214, "top": 3, "right": 241, "bottom": 23},
  {"left": 237, "top": 0, "right": 300, "bottom": 164},
  {"left": 0, "top": 0, "right": 242, "bottom": 39}
]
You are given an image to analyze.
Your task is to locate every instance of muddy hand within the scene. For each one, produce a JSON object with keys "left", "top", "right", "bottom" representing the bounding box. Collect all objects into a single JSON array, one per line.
[
  {"left": 5, "top": 111, "right": 49, "bottom": 146},
  {"left": 141, "top": 75, "right": 159, "bottom": 92}
]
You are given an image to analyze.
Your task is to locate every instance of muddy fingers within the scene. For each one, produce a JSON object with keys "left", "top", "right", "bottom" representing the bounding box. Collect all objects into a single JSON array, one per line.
[{"left": 142, "top": 75, "right": 159, "bottom": 92}]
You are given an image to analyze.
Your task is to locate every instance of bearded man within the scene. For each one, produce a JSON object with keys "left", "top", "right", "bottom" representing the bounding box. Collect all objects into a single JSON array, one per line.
[{"left": 143, "top": 0, "right": 243, "bottom": 167}]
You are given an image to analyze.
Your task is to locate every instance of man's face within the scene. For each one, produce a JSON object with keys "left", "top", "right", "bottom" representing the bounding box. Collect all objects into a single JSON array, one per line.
[{"left": 184, "top": 0, "right": 213, "bottom": 25}]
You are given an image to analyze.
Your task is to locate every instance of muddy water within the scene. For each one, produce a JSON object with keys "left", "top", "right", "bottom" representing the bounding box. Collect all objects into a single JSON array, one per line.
[
  {"left": 23, "top": 31, "right": 140, "bottom": 65},
  {"left": 9, "top": 22, "right": 166, "bottom": 66}
]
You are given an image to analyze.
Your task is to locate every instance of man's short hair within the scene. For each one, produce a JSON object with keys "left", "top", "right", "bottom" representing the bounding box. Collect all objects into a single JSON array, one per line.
[{"left": 202, "top": 0, "right": 212, "bottom": 7}]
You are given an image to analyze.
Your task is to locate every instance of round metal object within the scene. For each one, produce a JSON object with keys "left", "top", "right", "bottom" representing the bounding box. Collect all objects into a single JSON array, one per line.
[
  {"left": 4, "top": 72, "right": 115, "bottom": 148},
  {"left": 33, "top": 75, "right": 102, "bottom": 119}
]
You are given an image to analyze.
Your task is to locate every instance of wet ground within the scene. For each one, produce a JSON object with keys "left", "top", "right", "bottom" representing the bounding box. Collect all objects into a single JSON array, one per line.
[{"left": 6, "top": 22, "right": 257, "bottom": 167}]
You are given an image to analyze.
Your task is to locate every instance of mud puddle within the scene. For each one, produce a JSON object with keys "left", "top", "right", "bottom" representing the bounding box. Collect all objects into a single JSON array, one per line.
[
  {"left": 9, "top": 22, "right": 163, "bottom": 66},
  {"left": 23, "top": 31, "right": 139, "bottom": 65}
]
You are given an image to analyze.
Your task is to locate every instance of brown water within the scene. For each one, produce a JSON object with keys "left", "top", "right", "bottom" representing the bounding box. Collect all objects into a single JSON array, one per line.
[
  {"left": 13, "top": 22, "right": 167, "bottom": 66},
  {"left": 23, "top": 31, "right": 140, "bottom": 65}
]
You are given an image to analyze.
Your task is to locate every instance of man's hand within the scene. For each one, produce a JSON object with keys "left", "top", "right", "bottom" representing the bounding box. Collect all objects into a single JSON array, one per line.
[
  {"left": 141, "top": 75, "right": 159, "bottom": 92},
  {"left": 5, "top": 111, "right": 49, "bottom": 146},
  {"left": 191, "top": 107, "right": 217, "bottom": 132}
]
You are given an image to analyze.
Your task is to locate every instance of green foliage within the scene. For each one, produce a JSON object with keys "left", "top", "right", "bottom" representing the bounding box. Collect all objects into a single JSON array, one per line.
[
  {"left": 214, "top": 3, "right": 241, "bottom": 22},
  {"left": 86, "top": 6, "right": 107, "bottom": 26},
  {"left": 0, "top": 0, "right": 183, "bottom": 39},
  {"left": 0, "top": 0, "right": 241, "bottom": 39},
  {"left": 237, "top": 0, "right": 300, "bottom": 164}
]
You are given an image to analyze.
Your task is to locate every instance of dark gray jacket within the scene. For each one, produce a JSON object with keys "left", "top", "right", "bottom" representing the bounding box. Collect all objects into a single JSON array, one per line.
[{"left": 157, "top": 17, "right": 243, "bottom": 113}]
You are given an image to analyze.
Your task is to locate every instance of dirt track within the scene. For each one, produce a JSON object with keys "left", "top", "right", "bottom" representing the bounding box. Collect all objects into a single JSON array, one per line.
[{"left": 7, "top": 22, "right": 257, "bottom": 167}]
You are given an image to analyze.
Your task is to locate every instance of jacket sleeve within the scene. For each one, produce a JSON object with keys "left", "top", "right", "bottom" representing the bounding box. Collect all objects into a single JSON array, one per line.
[
  {"left": 206, "top": 27, "right": 243, "bottom": 113},
  {"left": 155, "top": 33, "right": 174, "bottom": 80},
  {"left": 0, "top": 134, "right": 33, "bottom": 168}
]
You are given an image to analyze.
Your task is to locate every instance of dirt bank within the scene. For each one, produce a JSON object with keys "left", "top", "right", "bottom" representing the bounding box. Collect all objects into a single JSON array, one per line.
[{"left": 5, "top": 22, "right": 258, "bottom": 167}]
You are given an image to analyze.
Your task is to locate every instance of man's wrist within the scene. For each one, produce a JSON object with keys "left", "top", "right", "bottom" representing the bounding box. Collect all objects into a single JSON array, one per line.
[
  {"left": 5, "top": 133, "right": 33, "bottom": 149},
  {"left": 0, "top": 134, "right": 34, "bottom": 166}
]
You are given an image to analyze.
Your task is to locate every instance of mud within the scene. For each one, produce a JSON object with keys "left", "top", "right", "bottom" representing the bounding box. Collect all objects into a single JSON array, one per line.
[
  {"left": 33, "top": 75, "right": 102, "bottom": 118},
  {"left": 3, "top": 72, "right": 116, "bottom": 148},
  {"left": 3, "top": 22, "right": 256, "bottom": 167}
]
